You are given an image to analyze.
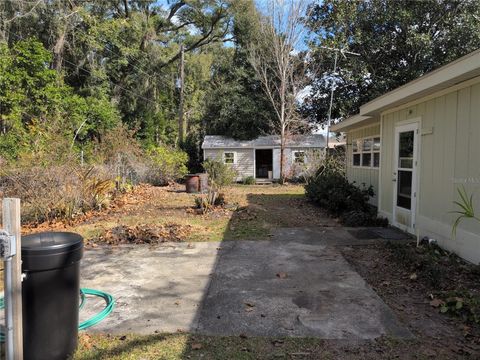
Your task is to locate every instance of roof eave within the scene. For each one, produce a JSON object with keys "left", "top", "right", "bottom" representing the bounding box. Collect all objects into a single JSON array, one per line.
[
  {"left": 361, "top": 49, "right": 480, "bottom": 116},
  {"left": 330, "top": 115, "right": 378, "bottom": 132}
]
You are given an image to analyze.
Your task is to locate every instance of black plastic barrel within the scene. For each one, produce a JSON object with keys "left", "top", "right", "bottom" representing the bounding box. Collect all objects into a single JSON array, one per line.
[{"left": 22, "top": 232, "right": 84, "bottom": 360}]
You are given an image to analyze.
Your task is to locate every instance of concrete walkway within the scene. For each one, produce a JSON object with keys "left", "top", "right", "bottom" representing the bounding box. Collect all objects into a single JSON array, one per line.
[{"left": 80, "top": 227, "right": 412, "bottom": 339}]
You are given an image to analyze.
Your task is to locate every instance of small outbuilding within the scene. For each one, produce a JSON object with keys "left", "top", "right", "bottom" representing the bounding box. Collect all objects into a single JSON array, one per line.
[
  {"left": 332, "top": 49, "right": 480, "bottom": 264},
  {"left": 202, "top": 134, "right": 326, "bottom": 181}
]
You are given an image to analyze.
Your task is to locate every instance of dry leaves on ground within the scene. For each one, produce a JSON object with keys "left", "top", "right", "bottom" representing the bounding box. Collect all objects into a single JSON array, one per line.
[{"left": 95, "top": 223, "right": 192, "bottom": 245}]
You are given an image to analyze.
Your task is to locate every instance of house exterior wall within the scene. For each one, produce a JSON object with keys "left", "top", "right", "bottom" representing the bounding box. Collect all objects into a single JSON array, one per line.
[
  {"left": 204, "top": 147, "right": 325, "bottom": 181},
  {"left": 379, "top": 79, "right": 480, "bottom": 264},
  {"left": 273, "top": 148, "right": 281, "bottom": 179},
  {"left": 203, "top": 148, "right": 254, "bottom": 181},
  {"left": 345, "top": 123, "right": 381, "bottom": 206}
]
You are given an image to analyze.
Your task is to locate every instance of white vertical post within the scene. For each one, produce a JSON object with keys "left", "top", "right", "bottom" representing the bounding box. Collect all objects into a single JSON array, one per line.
[{"left": 3, "top": 198, "right": 23, "bottom": 360}]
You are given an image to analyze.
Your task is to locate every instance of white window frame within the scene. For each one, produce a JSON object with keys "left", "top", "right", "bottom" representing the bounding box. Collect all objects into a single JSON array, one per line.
[
  {"left": 292, "top": 150, "right": 307, "bottom": 164},
  {"left": 223, "top": 151, "right": 236, "bottom": 164},
  {"left": 352, "top": 136, "right": 381, "bottom": 169}
]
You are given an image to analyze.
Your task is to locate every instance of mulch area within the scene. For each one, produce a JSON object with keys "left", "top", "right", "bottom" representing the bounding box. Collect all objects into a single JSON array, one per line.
[{"left": 340, "top": 241, "right": 480, "bottom": 358}]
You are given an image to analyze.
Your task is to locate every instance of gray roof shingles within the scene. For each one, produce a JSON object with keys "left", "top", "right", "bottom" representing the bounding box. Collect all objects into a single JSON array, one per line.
[{"left": 202, "top": 134, "right": 326, "bottom": 149}]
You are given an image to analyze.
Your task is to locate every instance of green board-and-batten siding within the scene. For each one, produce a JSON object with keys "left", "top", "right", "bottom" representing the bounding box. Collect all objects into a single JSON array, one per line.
[
  {"left": 345, "top": 123, "right": 381, "bottom": 206},
  {"left": 379, "top": 79, "right": 480, "bottom": 264}
]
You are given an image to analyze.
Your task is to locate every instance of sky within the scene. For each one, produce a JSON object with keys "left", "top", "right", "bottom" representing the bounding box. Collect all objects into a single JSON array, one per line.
[{"left": 154, "top": 0, "right": 313, "bottom": 51}]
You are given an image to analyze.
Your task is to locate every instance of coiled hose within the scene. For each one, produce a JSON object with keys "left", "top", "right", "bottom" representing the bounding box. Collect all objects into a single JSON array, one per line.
[{"left": 0, "top": 288, "right": 115, "bottom": 341}]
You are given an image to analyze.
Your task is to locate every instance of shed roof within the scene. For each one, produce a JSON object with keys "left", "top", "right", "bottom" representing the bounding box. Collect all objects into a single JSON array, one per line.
[{"left": 202, "top": 134, "right": 326, "bottom": 149}]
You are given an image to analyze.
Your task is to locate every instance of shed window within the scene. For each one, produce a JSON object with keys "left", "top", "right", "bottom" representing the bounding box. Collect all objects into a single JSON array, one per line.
[
  {"left": 293, "top": 151, "right": 306, "bottom": 164},
  {"left": 352, "top": 136, "right": 380, "bottom": 168},
  {"left": 223, "top": 152, "right": 235, "bottom": 164}
]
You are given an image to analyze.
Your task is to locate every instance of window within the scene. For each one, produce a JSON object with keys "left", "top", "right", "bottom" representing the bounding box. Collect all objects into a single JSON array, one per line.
[
  {"left": 223, "top": 152, "right": 235, "bottom": 164},
  {"left": 353, "top": 153, "right": 361, "bottom": 166},
  {"left": 352, "top": 136, "right": 380, "bottom": 168},
  {"left": 293, "top": 151, "right": 306, "bottom": 164}
]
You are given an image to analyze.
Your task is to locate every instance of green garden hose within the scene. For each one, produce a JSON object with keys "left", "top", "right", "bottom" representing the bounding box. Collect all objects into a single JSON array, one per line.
[{"left": 0, "top": 288, "right": 115, "bottom": 342}]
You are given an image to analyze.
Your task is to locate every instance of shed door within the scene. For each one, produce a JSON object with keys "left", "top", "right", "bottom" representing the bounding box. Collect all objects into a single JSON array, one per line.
[{"left": 393, "top": 122, "right": 419, "bottom": 233}]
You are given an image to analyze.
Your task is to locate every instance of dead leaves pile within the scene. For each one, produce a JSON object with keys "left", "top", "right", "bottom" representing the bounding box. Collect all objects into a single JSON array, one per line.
[{"left": 96, "top": 223, "right": 192, "bottom": 245}]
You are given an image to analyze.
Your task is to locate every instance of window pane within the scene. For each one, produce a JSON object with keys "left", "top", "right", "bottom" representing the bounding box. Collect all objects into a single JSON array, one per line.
[
  {"left": 363, "top": 138, "right": 372, "bottom": 151},
  {"left": 373, "top": 152, "right": 380, "bottom": 167},
  {"left": 398, "top": 131, "right": 414, "bottom": 168},
  {"left": 294, "top": 152, "right": 305, "bottom": 163},
  {"left": 352, "top": 140, "right": 358, "bottom": 152},
  {"left": 362, "top": 153, "right": 371, "bottom": 167},
  {"left": 397, "top": 170, "right": 412, "bottom": 209},
  {"left": 353, "top": 154, "right": 361, "bottom": 166},
  {"left": 373, "top": 137, "right": 381, "bottom": 151},
  {"left": 224, "top": 153, "right": 234, "bottom": 164}
]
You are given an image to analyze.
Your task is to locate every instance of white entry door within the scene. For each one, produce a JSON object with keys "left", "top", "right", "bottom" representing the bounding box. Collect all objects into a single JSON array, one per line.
[{"left": 393, "top": 122, "right": 419, "bottom": 233}]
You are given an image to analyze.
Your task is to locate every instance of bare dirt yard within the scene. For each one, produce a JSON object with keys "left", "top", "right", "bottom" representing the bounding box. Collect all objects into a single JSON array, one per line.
[{"left": 341, "top": 242, "right": 480, "bottom": 358}]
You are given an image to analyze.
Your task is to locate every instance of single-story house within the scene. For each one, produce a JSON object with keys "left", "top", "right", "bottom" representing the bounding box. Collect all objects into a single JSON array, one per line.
[
  {"left": 331, "top": 49, "right": 480, "bottom": 264},
  {"left": 202, "top": 134, "right": 326, "bottom": 181}
]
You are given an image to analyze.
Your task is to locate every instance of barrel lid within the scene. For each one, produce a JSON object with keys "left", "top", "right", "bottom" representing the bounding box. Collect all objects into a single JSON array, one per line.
[{"left": 22, "top": 232, "right": 83, "bottom": 256}]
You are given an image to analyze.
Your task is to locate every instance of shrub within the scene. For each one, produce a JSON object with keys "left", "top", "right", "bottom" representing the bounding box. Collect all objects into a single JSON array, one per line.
[
  {"left": 145, "top": 146, "right": 188, "bottom": 186},
  {"left": 304, "top": 156, "right": 384, "bottom": 226},
  {"left": 242, "top": 176, "right": 256, "bottom": 185},
  {"left": 202, "top": 159, "right": 237, "bottom": 188},
  {"left": 194, "top": 159, "right": 236, "bottom": 213},
  {"left": 305, "top": 171, "right": 373, "bottom": 217}
]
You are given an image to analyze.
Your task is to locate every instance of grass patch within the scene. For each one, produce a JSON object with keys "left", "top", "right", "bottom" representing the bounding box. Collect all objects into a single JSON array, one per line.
[
  {"left": 75, "top": 333, "right": 334, "bottom": 360},
  {"left": 23, "top": 183, "right": 330, "bottom": 244}
]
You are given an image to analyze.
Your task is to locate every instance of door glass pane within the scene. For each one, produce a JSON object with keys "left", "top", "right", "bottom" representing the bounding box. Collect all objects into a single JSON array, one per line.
[
  {"left": 373, "top": 152, "right": 380, "bottom": 167},
  {"left": 398, "top": 131, "right": 414, "bottom": 169},
  {"left": 373, "top": 137, "right": 381, "bottom": 151},
  {"left": 397, "top": 170, "right": 412, "bottom": 209}
]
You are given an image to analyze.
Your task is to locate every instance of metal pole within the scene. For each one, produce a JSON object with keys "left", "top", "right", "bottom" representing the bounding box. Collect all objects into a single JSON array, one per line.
[
  {"left": 2, "top": 198, "right": 23, "bottom": 360},
  {"left": 326, "top": 51, "right": 338, "bottom": 151},
  {"left": 319, "top": 46, "right": 360, "bottom": 153}
]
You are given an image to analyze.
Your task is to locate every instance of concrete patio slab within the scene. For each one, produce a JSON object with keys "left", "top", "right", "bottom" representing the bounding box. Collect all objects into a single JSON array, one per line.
[
  {"left": 80, "top": 234, "right": 412, "bottom": 340},
  {"left": 196, "top": 240, "right": 412, "bottom": 339},
  {"left": 80, "top": 242, "right": 220, "bottom": 334}
]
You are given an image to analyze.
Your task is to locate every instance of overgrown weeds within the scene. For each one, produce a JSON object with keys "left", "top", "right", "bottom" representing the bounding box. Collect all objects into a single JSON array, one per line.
[
  {"left": 0, "top": 124, "right": 189, "bottom": 224},
  {"left": 0, "top": 162, "right": 115, "bottom": 223}
]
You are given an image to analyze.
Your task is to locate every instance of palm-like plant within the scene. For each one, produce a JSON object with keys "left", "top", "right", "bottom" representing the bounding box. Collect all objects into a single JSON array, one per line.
[{"left": 451, "top": 186, "right": 480, "bottom": 237}]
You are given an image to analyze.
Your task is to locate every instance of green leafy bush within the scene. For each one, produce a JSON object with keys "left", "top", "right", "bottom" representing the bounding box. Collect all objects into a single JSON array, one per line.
[
  {"left": 146, "top": 146, "right": 188, "bottom": 186},
  {"left": 305, "top": 171, "right": 373, "bottom": 217},
  {"left": 242, "top": 176, "right": 256, "bottom": 185},
  {"left": 304, "top": 158, "right": 386, "bottom": 226},
  {"left": 202, "top": 159, "right": 237, "bottom": 188}
]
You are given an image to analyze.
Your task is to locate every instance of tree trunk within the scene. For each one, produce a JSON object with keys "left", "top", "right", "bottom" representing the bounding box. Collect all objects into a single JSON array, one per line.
[
  {"left": 280, "top": 126, "right": 285, "bottom": 184},
  {"left": 53, "top": 30, "right": 66, "bottom": 71}
]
